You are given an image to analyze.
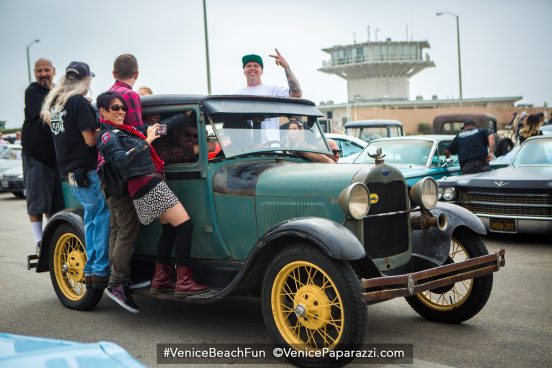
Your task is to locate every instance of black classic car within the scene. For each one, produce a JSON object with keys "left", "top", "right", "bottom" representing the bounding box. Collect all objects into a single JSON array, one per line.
[{"left": 439, "top": 135, "right": 552, "bottom": 234}]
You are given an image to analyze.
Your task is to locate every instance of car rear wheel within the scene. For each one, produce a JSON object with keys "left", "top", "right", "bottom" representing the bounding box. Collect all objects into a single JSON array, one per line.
[
  {"left": 405, "top": 228, "right": 493, "bottom": 323},
  {"left": 261, "top": 242, "right": 366, "bottom": 367},
  {"left": 49, "top": 223, "right": 103, "bottom": 310}
]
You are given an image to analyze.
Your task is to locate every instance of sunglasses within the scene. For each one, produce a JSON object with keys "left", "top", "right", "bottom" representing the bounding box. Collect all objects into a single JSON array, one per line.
[
  {"left": 332, "top": 149, "right": 341, "bottom": 155},
  {"left": 183, "top": 131, "right": 198, "bottom": 138},
  {"left": 109, "top": 104, "right": 127, "bottom": 112}
]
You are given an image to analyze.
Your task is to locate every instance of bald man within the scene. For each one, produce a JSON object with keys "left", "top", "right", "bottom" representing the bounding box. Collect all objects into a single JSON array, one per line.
[{"left": 22, "top": 58, "right": 64, "bottom": 253}]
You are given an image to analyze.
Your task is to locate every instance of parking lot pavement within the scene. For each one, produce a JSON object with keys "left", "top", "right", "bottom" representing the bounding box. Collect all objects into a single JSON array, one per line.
[{"left": 0, "top": 192, "right": 550, "bottom": 367}]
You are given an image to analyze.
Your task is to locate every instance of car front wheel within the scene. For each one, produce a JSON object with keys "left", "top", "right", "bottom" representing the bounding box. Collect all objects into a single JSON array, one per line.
[
  {"left": 261, "top": 242, "right": 366, "bottom": 367},
  {"left": 405, "top": 228, "right": 493, "bottom": 324},
  {"left": 48, "top": 223, "right": 103, "bottom": 310}
]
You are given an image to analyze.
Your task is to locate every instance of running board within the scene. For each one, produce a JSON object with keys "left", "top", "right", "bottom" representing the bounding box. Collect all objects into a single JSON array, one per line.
[{"left": 132, "top": 288, "right": 223, "bottom": 303}]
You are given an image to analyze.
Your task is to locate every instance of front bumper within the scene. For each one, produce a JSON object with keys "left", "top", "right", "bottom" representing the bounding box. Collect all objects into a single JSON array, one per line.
[{"left": 361, "top": 249, "right": 505, "bottom": 302}]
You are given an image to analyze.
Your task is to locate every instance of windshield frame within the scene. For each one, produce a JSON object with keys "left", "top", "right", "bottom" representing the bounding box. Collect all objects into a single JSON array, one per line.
[{"left": 207, "top": 114, "right": 333, "bottom": 159}]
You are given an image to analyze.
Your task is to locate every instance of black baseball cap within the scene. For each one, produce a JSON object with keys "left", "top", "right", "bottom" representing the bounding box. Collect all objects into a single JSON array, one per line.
[{"left": 66, "top": 61, "right": 95, "bottom": 80}]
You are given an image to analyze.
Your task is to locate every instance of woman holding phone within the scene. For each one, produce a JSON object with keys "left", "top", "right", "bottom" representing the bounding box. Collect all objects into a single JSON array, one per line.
[{"left": 96, "top": 91, "right": 208, "bottom": 308}]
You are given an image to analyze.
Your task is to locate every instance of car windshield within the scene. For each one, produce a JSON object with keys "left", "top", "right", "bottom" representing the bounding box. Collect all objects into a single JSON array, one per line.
[
  {"left": 347, "top": 126, "right": 401, "bottom": 142},
  {"left": 355, "top": 139, "right": 434, "bottom": 166},
  {"left": 209, "top": 114, "right": 331, "bottom": 158},
  {"left": 513, "top": 138, "right": 552, "bottom": 166}
]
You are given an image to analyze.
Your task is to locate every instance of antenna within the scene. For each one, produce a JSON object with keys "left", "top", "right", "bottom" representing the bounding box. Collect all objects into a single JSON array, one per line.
[
  {"left": 406, "top": 25, "right": 409, "bottom": 41},
  {"left": 367, "top": 25, "right": 370, "bottom": 42},
  {"left": 353, "top": 32, "right": 356, "bottom": 44}
]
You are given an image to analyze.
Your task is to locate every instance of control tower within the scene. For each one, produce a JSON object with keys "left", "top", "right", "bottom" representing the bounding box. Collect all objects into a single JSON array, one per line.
[{"left": 318, "top": 40, "right": 435, "bottom": 101}]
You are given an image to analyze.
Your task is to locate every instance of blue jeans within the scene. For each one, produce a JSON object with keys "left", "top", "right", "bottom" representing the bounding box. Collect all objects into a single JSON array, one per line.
[{"left": 70, "top": 170, "right": 110, "bottom": 277}]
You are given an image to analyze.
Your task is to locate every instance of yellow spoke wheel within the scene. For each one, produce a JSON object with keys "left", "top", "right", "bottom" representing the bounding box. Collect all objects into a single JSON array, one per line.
[
  {"left": 405, "top": 229, "right": 493, "bottom": 324},
  {"left": 49, "top": 223, "right": 103, "bottom": 311},
  {"left": 53, "top": 233, "right": 87, "bottom": 301},
  {"left": 416, "top": 239, "right": 473, "bottom": 311},
  {"left": 262, "top": 243, "right": 366, "bottom": 367},
  {"left": 272, "top": 261, "right": 344, "bottom": 350}
]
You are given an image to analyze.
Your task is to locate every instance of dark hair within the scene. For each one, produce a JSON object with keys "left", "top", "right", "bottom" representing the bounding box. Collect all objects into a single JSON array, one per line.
[
  {"left": 96, "top": 91, "right": 127, "bottom": 111},
  {"left": 526, "top": 114, "right": 540, "bottom": 126},
  {"left": 113, "top": 54, "right": 138, "bottom": 79}
]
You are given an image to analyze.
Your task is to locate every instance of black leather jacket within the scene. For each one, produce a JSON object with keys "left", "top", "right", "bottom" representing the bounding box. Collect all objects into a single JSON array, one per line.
[{"left": 96, "top": 123, "right": 156, "bottom": 181}]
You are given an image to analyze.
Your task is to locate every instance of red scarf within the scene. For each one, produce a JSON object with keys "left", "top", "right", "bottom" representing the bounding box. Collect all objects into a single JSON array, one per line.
[{"left": 101, "top": 119, "right": 164, "bottom": 173}]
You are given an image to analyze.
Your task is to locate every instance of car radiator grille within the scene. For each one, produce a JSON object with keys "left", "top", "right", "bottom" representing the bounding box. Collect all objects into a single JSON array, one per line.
[
  {"left": 363, "top": 180, "right": 409, "bottom": 258},
  {"left": 459, "top": 191, "right": 552, "bottom": 217}
]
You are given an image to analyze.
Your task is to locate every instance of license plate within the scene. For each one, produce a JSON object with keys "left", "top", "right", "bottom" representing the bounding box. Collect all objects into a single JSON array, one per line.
[
  {"left": 489, "top": 218, "right": 517, "bottom": 233},
  {"left": 1, "top": 180, "right": 8, "bottom": 188}
]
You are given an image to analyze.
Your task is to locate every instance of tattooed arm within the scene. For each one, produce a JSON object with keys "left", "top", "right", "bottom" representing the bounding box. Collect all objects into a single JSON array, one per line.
[{"left": 270, "top": 48, "right": 302, "bottom": 98}]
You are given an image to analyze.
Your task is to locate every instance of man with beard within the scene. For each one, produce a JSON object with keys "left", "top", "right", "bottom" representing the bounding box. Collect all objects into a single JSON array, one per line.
[{"left": 22, "top": 58, "right": 64, "bottom": 253}]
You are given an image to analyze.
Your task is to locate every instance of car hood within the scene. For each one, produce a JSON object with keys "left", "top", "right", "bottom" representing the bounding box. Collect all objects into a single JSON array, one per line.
[
  {"left": 256, "top": 163, "right": 363, "bottom": 196},
  {"left": 440, "top": 165, "right": 552, "bottom": 190}
]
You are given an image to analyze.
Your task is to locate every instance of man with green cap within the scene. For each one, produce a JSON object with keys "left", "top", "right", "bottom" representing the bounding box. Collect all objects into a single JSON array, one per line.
[{"left": 237, "top": 49, "right": 302, "bottom": 142}]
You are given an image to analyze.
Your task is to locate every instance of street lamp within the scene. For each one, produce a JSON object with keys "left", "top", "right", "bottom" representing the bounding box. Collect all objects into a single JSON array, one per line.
[
  {"left": 202, "top": 0, "right": 212, "bottom": 94},
  {"left": 436, "top": 12, "right": 463, "bottom": 105},
  {"left": 26, "top": 38, "right": 40, "bottom": 84}
]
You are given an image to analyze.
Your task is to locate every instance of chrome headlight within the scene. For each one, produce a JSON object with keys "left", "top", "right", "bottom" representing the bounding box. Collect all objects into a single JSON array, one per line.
[
  {"left": 338, "top": 182, "right": 370, "bottom": 220},
  {"left": 410, "top": 177, "right": 438, "bottom": 210},
  {"left": 442, "top": 187, "right": 457, "bottom": 201}
]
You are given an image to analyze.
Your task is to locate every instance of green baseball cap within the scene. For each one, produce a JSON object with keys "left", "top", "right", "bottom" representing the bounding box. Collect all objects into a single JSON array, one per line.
[{"left": 242, "top": 54, "right": 263, "bottom": 69}]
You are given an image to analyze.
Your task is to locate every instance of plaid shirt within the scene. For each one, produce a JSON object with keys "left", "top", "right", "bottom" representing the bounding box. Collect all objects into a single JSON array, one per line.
[{"left": 109, "top": 81, "right": 143, "bottom": 127}]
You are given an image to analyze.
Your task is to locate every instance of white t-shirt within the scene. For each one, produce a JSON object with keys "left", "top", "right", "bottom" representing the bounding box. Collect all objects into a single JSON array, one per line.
[{"left": 236, "top": 84, "right": 290, "bottom": 142}]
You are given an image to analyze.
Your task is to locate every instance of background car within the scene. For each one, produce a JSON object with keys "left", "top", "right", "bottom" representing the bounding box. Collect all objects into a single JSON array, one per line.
[
  {"left": 0, "top": 164, "right": 25, "bottom": 198},
  {"left": 541, "top": 124, "right": 552, "bottom": 136},
  {"left": 439, "top": 135, "right": 552, "bottom": 234},
  {"left": 432, "top": 113, "right": 514, "bottom": 157},
  {"left": 344, "top": 119, "right": 404, "bottom": 143},
  {"left": 0, "top": 332, "right": 144, "bottom": 368},
  {"left": 352, "top": 135, "right": 460, "bottom": 187},
  {"left": 0, "top": 144, "right": 22, "bottom": 193},
  {"left": 324, "top": 132, "right": 367, "bottom": 161}
]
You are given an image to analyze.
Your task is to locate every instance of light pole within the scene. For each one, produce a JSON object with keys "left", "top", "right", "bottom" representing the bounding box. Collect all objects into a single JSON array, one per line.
[
  {"left": 202, "top": 0, "right": 212, "bottom": 94},
  {"left": 436, "top": 12, "right": 463, "bottom": 105},
  {"left": 26, "top": 38, "right": 40, "bottom": 84}
]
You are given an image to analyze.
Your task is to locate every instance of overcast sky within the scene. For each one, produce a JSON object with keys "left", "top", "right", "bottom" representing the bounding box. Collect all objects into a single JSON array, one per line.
[{"left": 1, "top": 0, "right": 551, "bottom": 128}]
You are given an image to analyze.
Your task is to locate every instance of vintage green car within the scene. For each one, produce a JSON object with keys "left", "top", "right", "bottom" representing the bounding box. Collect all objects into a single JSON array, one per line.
[{"left": 30, "top": 95, "right": 505, "bottom": 366}]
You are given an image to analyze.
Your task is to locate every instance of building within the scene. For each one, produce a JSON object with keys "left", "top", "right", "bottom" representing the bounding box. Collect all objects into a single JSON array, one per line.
[
  {"left": 318, "top": 40, "right": 435, "bottom": 101},
  {"left": 317, "top": 39, "right": 547, "bottom": 134},
  {"left": 318, "top": 96, "right": 530, "bottom": 134}
]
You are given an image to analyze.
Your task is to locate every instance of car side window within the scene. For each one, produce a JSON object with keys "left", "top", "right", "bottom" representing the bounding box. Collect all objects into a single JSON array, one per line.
[
  {"left": 143, "top": 110, "right": 200, "bottom": 165},
  {"left": 435, "top": 140, "right": 459, "bottom": 166}
]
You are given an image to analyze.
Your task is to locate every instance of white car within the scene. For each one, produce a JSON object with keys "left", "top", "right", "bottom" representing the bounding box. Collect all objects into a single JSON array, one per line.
[{"left": 324, "top": 133, "right": 367, "bottom": 162}]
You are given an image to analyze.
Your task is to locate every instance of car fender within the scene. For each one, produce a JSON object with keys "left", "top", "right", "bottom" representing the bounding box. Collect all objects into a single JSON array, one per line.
[
  {"left": 37, "top": 208, "right": 84, "bottom": 273},
  {"left": 410, "top": 202, "right": 486, "bottom": 267},
  {"left": 258, "top": 217, "right": 367, "bottom": 260}
]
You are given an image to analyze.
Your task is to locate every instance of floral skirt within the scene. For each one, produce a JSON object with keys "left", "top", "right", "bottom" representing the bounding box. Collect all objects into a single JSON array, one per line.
[{"left": 132, "top": 180, "right": 179, "bottom": 225}]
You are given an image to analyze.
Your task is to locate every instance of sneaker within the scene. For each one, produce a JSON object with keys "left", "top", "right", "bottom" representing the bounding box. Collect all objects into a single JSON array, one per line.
[
  {"left": 129, "top": 280, "right": 151, "bottom": 290},
  {"left": 105, "top": 283, "right": 140, "bottom": 314}
]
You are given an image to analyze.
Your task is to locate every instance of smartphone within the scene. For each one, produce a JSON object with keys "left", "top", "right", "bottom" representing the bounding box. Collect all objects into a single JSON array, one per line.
[{"left": 157, "top": 124, "right": 167, "bottom": 136}]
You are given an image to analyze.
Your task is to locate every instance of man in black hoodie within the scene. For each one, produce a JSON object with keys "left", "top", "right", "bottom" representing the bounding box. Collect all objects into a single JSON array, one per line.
[{"left": 22, "top": 58, "right": 64, "bottom": 252}]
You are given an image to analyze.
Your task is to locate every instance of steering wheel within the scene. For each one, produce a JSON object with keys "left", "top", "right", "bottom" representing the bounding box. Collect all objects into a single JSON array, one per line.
[{"left": 261, "top": 140, "right": 282, "bottom": 148}]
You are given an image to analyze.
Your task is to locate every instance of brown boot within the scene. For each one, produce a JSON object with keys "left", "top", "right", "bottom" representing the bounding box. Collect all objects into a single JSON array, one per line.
[
  {"left": 151, "top": 262, "right": 176, "bottom": 294},
  {"left": 175, "top": 266, "right": 208, "bottom": 297}
]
